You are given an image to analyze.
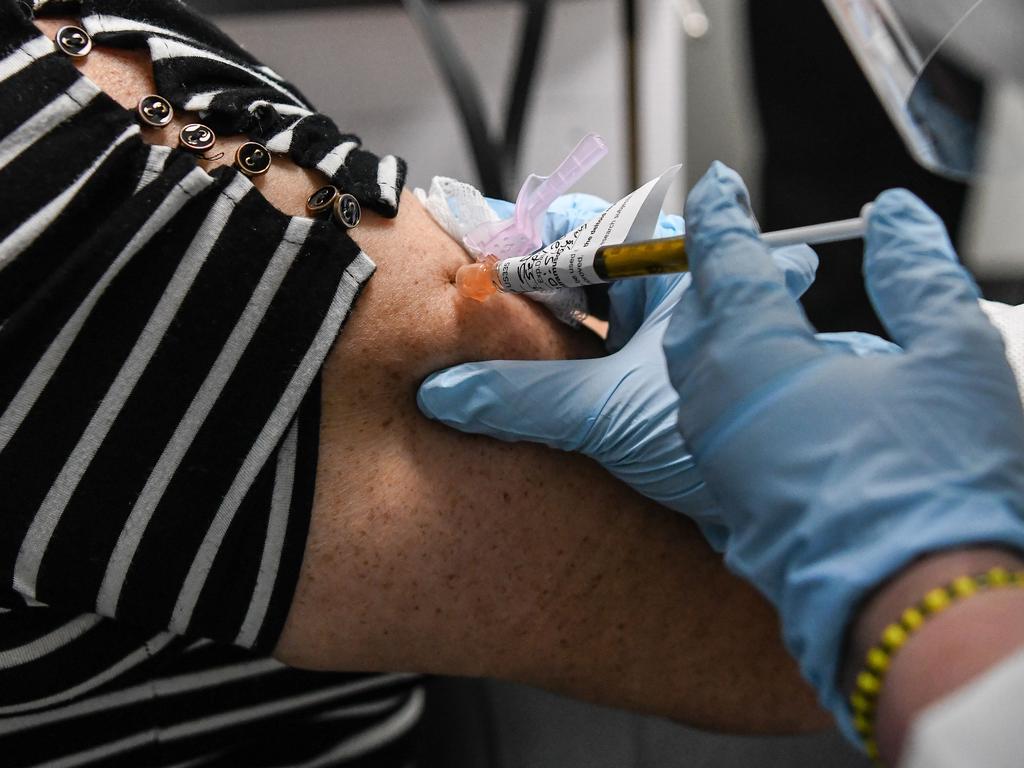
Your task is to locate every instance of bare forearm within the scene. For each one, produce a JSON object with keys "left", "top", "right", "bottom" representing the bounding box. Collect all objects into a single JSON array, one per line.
[
  {"left": 262, "top": 181, "right": 830, "bottom": 734},
  {"left": 280, "top": 423, "right": 827, "bottom": 733},
  {"left": 846, "top": 547, "right": 1024, "bottom": 763}
]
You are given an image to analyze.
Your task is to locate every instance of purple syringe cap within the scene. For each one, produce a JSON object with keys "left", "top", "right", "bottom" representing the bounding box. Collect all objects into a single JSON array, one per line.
[{"left": 464, "top": 133, "right": 608, "bottom": 260}]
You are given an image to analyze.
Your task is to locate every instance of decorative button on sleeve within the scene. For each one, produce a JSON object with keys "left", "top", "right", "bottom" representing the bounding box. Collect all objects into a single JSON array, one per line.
[
  {"left": 137, "top": 94, "right": 174, "bottom": 128},
  {"left": 306, "top": 185, "right": 339, "bottom": 214},
  {"left": 234, "top": 141, "right": 272, "bottom": 177},
  {"left": 178, "top": 123, "right": 217, "bottom": 153},
  {"left": 333, "top": 192, "right": 361, "bottom": 229},
  {"left": 54, "top": 25, "right": 92, "bottom": 57}
]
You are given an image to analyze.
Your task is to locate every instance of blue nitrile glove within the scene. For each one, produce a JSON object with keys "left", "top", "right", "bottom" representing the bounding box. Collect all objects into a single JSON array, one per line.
[
  {"left": 421, "top": 193, "right": 897, "bottom": 547},
  {"left": 663, "top": 162, "right": 1024, "bottom": 744}
]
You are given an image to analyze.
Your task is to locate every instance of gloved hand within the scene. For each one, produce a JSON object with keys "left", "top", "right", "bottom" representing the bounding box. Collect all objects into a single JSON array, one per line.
[
  {"left": 663, "top": 162, "right": 1024, "bottom": 742},
  {"left": 419, "top": 193, "right": 897, "bottom": 546}
]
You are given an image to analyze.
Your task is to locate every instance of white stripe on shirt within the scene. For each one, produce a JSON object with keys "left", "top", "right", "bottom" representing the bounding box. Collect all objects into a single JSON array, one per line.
[
  {"left": 235, "top": 418, "right": 298, "bottom": 647},
  {"left": 265, "top": 129, "right": 294, "bottom": 153},
  {"left": 184, "top": 91, "right": 220, "bottom": 112},
  {"left": 248, "top": 100, "right": 313, "bottom": 118},
  {"left": 0, "top": 614, "right": 102, "bottom": 670},
  {"left": 44, "top": 730, "right": 155, "bottom": 768},
  {"left": 316, "top": 141, "right": 358, "bottom": 179},
  {"left": 0, "top": 633, "right": 175, "bottom": 716},
  {"left": 308, "top": 695, "right": 405, "bottom": 724},
  {"left": 95, "top": 216, "right": 312, "bottom": 620},
  {"left": 291, "top": 688, "right": 425, "bottom": 768},
  {"left": 24, "top": 674, "right": 416, "bottom": 768},
  {"left": 0, "top": 124, "right": 140, "bottom": 269},
  {"left": 0, "top": 168, "right": 213, "bottom": 467},
  {"left": 257, "top": 65, "right": 286, "bottom": 82},
  {"left": 0, "top": 77, "right": 100, "bottom": 172},
  {"left": 149, "top": 37, "right": 309, "bottom": 109},
  {"left": 265, "top": 116, "right": 310, "bottom": 154},
  {"left": 161, "top": 674, "right": 416, "bottom": 741},
  {"left": 0, "top": 657, "right": 283, "bottom": 735},
  {"left": 161, "top": 753, "right": 225, "bottom": 768},
  {"left": 170, "top": 252, "right": 375, "bottom": 634},
  {"left": 377, "top": 155, "right": 399, "bottom": 209},
  {"left": 11, "top": 173, "right": 250, "bottom": 603},
  {"left": 134, "top": 144, "right": 173, "bottom": 193},
  {"left": 0, "top": 37, "right": 54, "bottom": 84},
  {"left": 81, "top": 14, "right": 199, "bottom": 44}
]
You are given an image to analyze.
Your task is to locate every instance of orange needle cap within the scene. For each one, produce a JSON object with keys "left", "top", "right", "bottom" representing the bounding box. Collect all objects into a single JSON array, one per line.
[{"left": 455, "top": 262, "right": 498, "bottom": 302}]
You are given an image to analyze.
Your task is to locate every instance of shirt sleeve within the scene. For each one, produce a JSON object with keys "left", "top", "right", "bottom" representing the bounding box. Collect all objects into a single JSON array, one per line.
[{"left": 0, "top": 9, "right": 381, "bottom": 652}]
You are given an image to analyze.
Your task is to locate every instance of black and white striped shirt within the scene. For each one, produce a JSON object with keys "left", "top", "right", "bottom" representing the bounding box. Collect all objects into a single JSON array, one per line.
[{"left": 0, "top": 1, "right": 422, "bottom": 765}]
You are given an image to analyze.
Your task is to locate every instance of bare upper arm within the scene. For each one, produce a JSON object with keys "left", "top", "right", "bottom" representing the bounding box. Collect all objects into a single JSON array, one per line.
[
  {"left": 284, "top": 192, "right": 829, "bottom": 732},
  {"left": 39, "top": 18, "right": 828, "bottom": 732}
]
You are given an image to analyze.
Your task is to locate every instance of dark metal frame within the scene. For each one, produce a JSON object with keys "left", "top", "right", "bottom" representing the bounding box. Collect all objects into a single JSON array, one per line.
[{"left": 402, "top": 0, "right": 548, "bottom": 199}]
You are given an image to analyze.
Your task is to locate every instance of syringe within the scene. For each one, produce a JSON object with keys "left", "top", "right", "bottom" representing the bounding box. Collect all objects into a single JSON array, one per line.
[{"left": 456, "top": 205, "right": 872, "bottom": 302}]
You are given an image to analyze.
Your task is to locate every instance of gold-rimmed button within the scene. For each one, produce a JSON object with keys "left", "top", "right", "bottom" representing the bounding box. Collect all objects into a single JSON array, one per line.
[
  {"left": 234, "top": 142, "right": 272, "bottom": 177},
  {"left": 55, "top": 25, "right": 92, "bottom": 58},
  {"left": 306, "top": 185, "right": 339, "bottom": 215},
  {"left": 178, "top": 123, "right": 216, "bottom": 153},
  {"left": 332, "top": 193, "right": 361, "bottom": 229},
  {"left": 137, "top": 94, "right": 174, "bottom": 128}
]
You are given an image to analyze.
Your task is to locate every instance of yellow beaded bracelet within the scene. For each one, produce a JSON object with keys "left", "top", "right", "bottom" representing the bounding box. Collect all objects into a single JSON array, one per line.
[{"left": 849, "top": 566, "right": 1024, "bottom": 764}]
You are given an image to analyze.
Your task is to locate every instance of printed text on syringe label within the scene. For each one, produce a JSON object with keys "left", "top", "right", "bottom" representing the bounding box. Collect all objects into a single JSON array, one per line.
[
  {"left": 496, "top": 243, "right": 604, "bottom": 293},
  {"left": 492, "top": 164, "right": 681, "bottom": 293}
]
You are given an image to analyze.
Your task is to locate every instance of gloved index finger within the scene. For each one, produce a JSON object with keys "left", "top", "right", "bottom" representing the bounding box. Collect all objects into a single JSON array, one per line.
[
  {"left": 683, "top": 162, "right": 815, "bottom": 338},
  {"left": 864, "top": 189, "right": 1000, "bottom": 358}
]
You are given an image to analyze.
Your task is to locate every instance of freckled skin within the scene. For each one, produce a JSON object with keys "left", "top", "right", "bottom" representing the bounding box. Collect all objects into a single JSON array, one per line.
[
  {"left": 291, "top": 194, "right": 827, "bottom": 732},
  {"left": 49, "top": 20, "right": 830, "bottom": 733}
]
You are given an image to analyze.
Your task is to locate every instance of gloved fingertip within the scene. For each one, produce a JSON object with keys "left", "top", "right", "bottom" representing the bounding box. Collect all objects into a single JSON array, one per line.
[
  {"left": 871, "top": 188, "right": 932, "bottom": 222},
  {"left": 683, "top": 162, "right": 760, "bottom": 251},
  {"left": 416, "top": 366, "right": 479, "bottom": 420},
  {"left": 654, "top": 212, "right": 685, "bottom": 238},
  {"left": 683, "top": 164, "right": 792, "bottom": 314},
  {"left": 708, "top": 159, "right": 745, "bottom": 188},
  {"left": 772, "top": 244, "right": 819, "bottom": 298},
  {"left": 415, "top": 372, "right": 446, "bottom": 419},
  {"left": 866, "top": 188, "right": 961, "bottom": 267},
  {"left": 686, "top": 161, "right": 749, "bottom": 210},
  {"left": 864, "top": 189, "right": 990, "bottom": 351}
]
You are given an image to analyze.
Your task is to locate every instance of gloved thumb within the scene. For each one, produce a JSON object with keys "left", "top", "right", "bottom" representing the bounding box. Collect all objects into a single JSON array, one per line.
[
  {"left": 864, "top": 189, "right": 1000, "bottom": 358},
  {"left": 417, "top": 357, "right": 605, "bottom": 452}
]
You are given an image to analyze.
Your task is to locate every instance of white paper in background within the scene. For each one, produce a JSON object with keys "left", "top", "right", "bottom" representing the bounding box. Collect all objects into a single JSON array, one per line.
[
  {"left": 962, "top": 80, "right": 1024, "bottom": 279},
  {"left": 495, "top": 165, "right": 682, "bottom": 294}
]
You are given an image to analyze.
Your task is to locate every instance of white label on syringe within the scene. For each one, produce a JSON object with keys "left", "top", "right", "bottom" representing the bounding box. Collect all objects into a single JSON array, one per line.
[{"left": 494, "top": 242, "right": 604, "bottom": 293}]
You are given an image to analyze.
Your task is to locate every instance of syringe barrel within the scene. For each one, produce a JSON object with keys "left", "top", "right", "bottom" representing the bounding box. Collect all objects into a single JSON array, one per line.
[
  {"left": 596, "top": 236, "right": 688, "bottom": 278},
  {"left": 490, "top": 235, "right": 689, "bottom": 294}
]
